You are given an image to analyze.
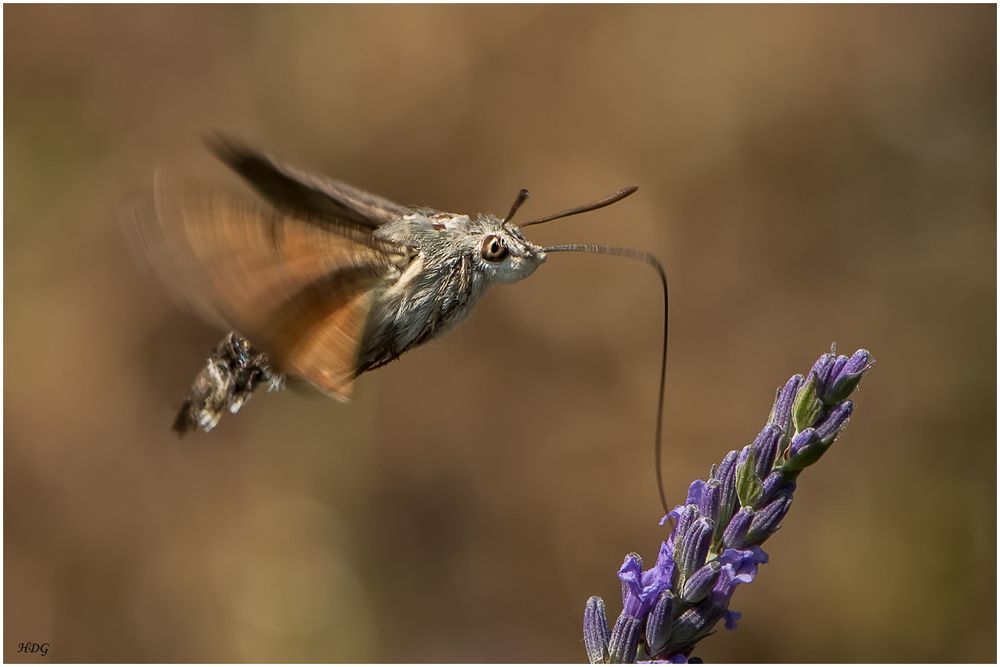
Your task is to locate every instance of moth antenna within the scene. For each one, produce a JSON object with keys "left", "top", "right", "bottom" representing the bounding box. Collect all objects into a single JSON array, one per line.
[
  {"left": 518, "top": 186, "right": 639, "bottom": 228},
  {"left": 503, "top": 188, "right": 531, "bottom": 224},
  {"left": 543, "top": 243, "right": 670, "bottom": 514}
]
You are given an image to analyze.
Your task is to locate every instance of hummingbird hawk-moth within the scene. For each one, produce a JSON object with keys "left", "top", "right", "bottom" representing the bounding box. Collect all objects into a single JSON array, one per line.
[{"left": 125, "top": 137, "right": 671, "bottom": 507}]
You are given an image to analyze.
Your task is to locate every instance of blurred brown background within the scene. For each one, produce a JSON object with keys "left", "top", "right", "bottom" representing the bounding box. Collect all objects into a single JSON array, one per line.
[{"left": 4, "top": 4, "right": 995, "bottom": 662}]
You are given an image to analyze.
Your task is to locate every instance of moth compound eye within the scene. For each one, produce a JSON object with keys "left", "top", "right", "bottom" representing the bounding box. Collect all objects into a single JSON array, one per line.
[{"left": 481, "top": 234, "right": 509, "bottom": 262}]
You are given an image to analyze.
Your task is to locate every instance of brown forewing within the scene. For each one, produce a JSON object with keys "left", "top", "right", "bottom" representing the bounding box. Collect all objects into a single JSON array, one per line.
[
  {"left": 125, "top": 173, "right": 409, "bottom": 398},
  {"left": 208, "top": 135, "right": 412, "bottom": 227}
]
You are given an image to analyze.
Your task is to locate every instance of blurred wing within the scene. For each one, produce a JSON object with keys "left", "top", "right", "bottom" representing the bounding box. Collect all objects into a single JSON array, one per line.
[
  {"left": 208, "top": 135, "right": 412, "bottom": 228},
  {"left": 124, "top": 173, "right": 410, "bottom": 398}
]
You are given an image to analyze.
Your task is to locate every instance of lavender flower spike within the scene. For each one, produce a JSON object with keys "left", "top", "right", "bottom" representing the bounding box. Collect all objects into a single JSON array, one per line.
[{"left": 583, "top": 347, "right": 874, "bottom": 663}]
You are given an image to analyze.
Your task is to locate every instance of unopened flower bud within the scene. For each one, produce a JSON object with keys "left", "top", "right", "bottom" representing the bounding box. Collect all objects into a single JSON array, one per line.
[
  {"left": 679, "top": 517, "right": 714, "bottom": 584},
  {"left": 607, "top": 612, "right": 643, "bottom": 664},
  {"left": 809, "top": 352, "right": 836, "bottom": 389},
  {"left": 645, "top": 591, "right": 675, "bottom": 656},
  {"left": 747, "top": 490, "right": 794, "bottom": 543},
  {"left": 698, "top": 479, "right": 722, "bottom": 524},
  {"left": 671, "top": 504, "right": 699, "bottom": 563},
  {"left": 670, "top": 601, "right": 722, "bottom": 643},
  {"left": 760, "top": 470, "right": 790, "bottom": 503},
  {"left": 751, "top": 425, "right": 782, "bottom": 479},
  {"left": 778, "top": 429, "right": 820, "bottom": 472},
  {"left": 681, "top": 561, "right": 722, "bottom": 604},
  {"left": 815, "top": 400, "right": 853, "bottom": 445},
  {"left": 583, "top": 596, "right": 610, "bottom": 664},
  {"left": 713, "top": 450, "right": 739, "bottom": 530},
  {"left": 768, "top": 374, "right": 804, "bottom": 435},
  {"left": 823, "top": 349, "right": 874, "bottom": 404},
  {"left": 722, "top": 506, "right": 754, "bottom": 549}
]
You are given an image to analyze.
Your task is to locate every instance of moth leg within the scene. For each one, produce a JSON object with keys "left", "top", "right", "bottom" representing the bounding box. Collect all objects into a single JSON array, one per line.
[{"left": 172, "top": 332, "right": 281, "bottom": 436}]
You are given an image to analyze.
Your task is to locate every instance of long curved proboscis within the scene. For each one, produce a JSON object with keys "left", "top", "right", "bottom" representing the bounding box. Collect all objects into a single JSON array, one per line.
[{"left": 543, "top": 243, "right": 670, "bottom": 514}]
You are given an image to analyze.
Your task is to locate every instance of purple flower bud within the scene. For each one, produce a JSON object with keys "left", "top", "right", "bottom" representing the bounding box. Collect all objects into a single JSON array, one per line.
[
  {"left": 751, "top": 425, "right": 782, "bottom": 479},
  {"left": 815, "top": 400, "right": 854, "bottom": 445},
  {"left": 823, "top": 349, "right": 874, "bottom": 404},
  {"left": 747, "top": 490, "right": 794, "bottom": 543},
  {"left": 645, "top": 591, "right": 675, "bottom": 656},
  {"left": 789, "top": 428, "right": 820, "bottom": 458},
  {"left": 681, "top": 561, "right": 722, "bottom": 604},
  {"left": 792, "top": 371, "right": 823, "bottom": 431},
  {"left": 760, "top": 470, "right": 791, "bottom": 503},
  {"left": 828, "top": 354, "right": 849, "bottom": 388},
  {"left": 809, "top": 352, "right": 836, "bottom": 389},
  {"left": 843, "top": 349, "right": 870, "bottom": 371},
  {"left": 698, "top": 480, "right": 722, "bottom": 524},
  {"left": 713, "top": 450, "right": 739, "bottom": 531},
  {"left": 768, "top": 374, "right": 804, "bottom": 435},
  {"left": 670, "top": 600, "right": 722, "bottom": 643},
  {"left": 713, "top": 450, "right": 738, "bottom": 486},
  {"left": 584, "top": 596, "right": 610, "bottom": 664},
  {"left": 608, "top": 612, "right": 643, "bottom": 664},
  {"left": 721, "top": 506, "right": 754, "bottom": 549},
  {"left": 679, "top": 518, "right": 714, "bottom": 583},
  {"left": 670, "top": 504, "right": 699, "bottom": 563},
  {"left": 784, "top": 427, "right": 826, "bottom": 472}
]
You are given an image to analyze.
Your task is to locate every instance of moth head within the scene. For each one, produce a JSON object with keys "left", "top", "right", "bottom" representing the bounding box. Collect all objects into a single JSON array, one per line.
[
  {"left": 474, "top": 219, "right": 546, "bottom": 284},
  {"left": 469, "top": 185, "right": 641, "bottom": 285}
]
